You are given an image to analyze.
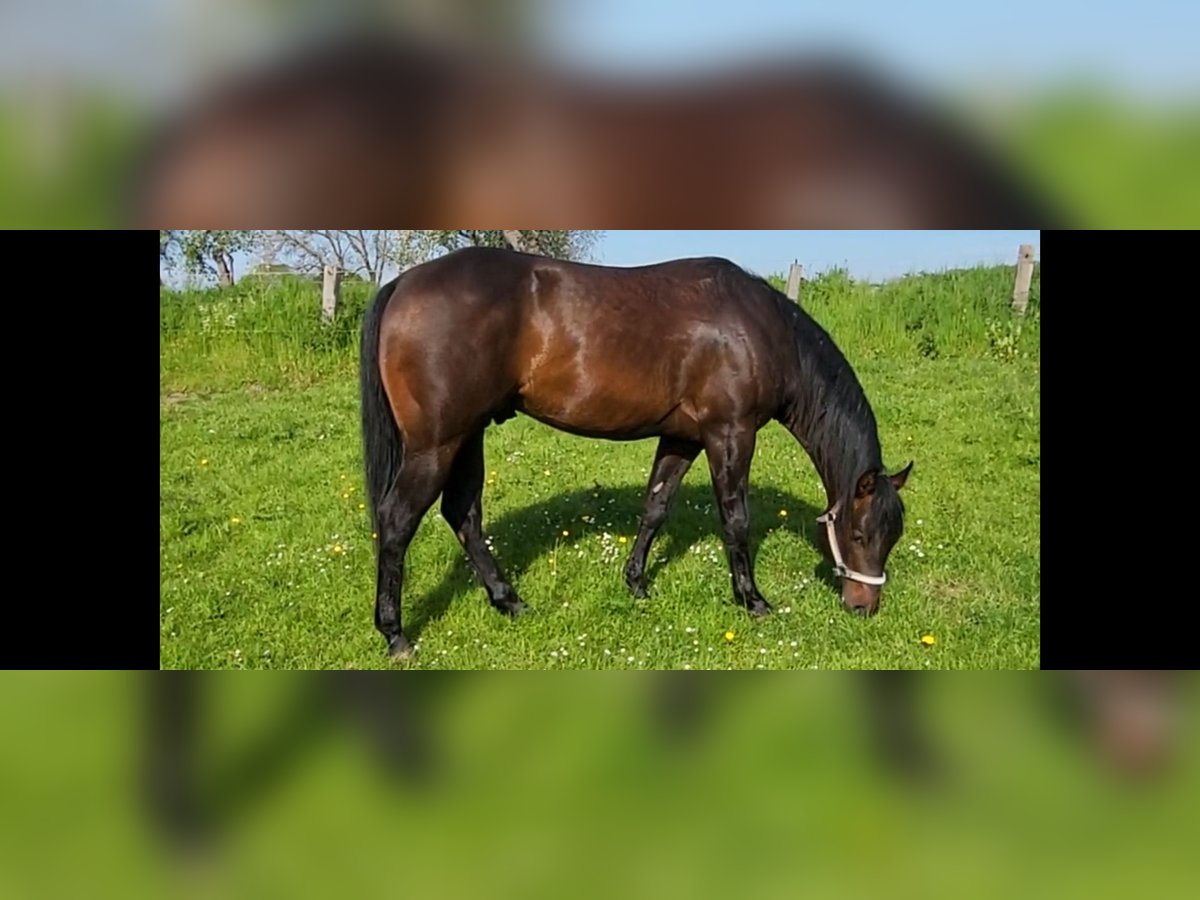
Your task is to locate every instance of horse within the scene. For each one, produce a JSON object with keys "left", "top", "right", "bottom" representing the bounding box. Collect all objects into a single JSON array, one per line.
[
  {"left": 360, "top": 245, "right": 912, "bottom": 660},
  {"left": 129, "top": 38, "right": 1064, "bottom": 229}
]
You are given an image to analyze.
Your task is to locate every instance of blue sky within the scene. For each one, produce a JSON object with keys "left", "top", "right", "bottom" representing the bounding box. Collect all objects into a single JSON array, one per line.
[
  {"left": 214, "top": 230, "right": 1038, "bottom": 287},
  {"left": 595, "top": 231, "right": 1039, "bottom": 282},
  {"left": 5, "top": 1, "right": 1196, "bottom": 102},
  {"left": 544, "top": 1, "right": 1200, "bottom": 97}
]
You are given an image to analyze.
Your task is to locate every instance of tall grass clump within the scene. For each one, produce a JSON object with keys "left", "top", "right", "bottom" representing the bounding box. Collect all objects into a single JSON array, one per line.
[
  {"left": 767, "top": 263, "right": 1039, "bottom": 364},
  {"left": 160, "top": 275, "right": 377, "bottom": 393}
]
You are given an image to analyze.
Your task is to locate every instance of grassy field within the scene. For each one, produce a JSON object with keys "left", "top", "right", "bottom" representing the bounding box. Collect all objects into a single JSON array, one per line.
[
  {"left": 5, "top": 673, "right": 1197, "bottom": 900},
  {"left": 160, "top": 263, "right": 1040, "bottom": 669}
]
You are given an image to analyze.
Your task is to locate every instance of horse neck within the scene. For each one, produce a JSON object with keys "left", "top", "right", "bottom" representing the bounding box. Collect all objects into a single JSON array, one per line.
[{"left": 779, "top": 353, "right": 883, "bottom": 511}]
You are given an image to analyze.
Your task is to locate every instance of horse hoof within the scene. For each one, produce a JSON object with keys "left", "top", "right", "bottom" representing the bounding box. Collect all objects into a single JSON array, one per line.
[
  {"left": 748, "top": 600, "right": 773, "bottom": 618},
  {"left": 624, "top": 562, "right": 649, "bottom": 598},
  {"left": 387, "top": 636, "right": 414, "bottom": 661},
  {"left": 494, "top": 597, "right": 528, "bottom": 617}
]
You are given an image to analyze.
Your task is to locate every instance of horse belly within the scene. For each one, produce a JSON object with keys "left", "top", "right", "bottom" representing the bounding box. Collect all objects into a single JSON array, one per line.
[{"left": 518, "top": 372, "right": 682, "bottom": 440}]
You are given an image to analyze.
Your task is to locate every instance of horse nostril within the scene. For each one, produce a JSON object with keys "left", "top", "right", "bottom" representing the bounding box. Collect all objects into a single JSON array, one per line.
[{"left": 851, "top": 604, "right": 871, "bottom": 618}]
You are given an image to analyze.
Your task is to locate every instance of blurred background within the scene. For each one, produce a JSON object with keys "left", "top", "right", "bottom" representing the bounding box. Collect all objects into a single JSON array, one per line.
[
  {"left": 3, "top": 0, "right": 1198, "bottom": 227},
  {"left": 0, "top": 672, "right": 1194, "bottom": 900}
]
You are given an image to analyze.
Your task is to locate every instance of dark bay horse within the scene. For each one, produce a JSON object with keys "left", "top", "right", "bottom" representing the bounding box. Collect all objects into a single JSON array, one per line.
[
  {"left": 361, "top": 246, "right": 911, "bottom": 659},
  {"left": 130, "top": 38, "right": 1062, "bottom": 229}
]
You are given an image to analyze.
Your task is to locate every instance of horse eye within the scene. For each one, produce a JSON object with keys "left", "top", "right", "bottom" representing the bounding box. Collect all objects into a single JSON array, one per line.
[{"left": 852, "top": 530, "right": 865, "bottom": 544}]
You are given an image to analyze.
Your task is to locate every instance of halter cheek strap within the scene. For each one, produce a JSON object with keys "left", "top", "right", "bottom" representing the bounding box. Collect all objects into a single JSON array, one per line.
[{"left": 816, "top": 504, "right": 887, "bottom": 586}]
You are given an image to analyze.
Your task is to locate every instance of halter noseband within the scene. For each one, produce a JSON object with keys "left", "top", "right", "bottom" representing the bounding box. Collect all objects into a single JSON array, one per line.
[{"left": 816, "top": 503, "right": 887, "bottom": 587}]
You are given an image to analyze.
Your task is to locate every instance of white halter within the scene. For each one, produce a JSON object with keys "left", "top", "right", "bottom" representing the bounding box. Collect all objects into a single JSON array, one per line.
[{"left": 816, "top": 503, "right": 887, "bottom": 586}]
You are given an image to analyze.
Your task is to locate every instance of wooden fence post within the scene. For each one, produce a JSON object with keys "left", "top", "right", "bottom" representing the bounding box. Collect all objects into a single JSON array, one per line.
[
  {"left": 786, "top": 261, "right": 804, "bottom": 302},
  {"left": 322, "top": 265, "right": 341, "bottom": 323},
  {"left": 1012, "top": 244, "right": 1035, "bottom": 315}
]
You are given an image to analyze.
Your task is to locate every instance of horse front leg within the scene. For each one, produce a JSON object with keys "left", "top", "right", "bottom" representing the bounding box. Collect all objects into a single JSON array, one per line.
[{"left": 702, "top": 423, "right": 771, "bottom": 616}]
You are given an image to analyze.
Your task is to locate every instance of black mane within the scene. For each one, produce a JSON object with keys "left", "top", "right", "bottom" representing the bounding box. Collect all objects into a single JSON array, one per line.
[{"left": 743, "top": 271, "right": 895, "bottom": 516}]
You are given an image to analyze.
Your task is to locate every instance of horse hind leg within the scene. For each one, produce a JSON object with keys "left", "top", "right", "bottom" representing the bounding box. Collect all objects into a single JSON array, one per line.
[
  {"left": 375, "top": 442, "right": 461, "bottom": 660},
  {"left": 440, "top": 429, "right": 526, "bottom": 616},
  {"left": 625, "top": 437, "right": 702, "bottom": 598}
]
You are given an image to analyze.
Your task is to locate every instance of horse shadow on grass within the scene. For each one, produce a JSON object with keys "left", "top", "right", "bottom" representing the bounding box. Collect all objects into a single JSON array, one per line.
[
  {"left": 405, "top": 482, "right": 840, "bottom": 641},
  {"left": 143, "top": 670, "right": 940, "bottom": 862}
]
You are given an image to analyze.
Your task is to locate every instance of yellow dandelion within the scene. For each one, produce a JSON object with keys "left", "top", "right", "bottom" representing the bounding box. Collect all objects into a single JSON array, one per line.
[
  {"left": 724, "top": 630, "right": 735, "bottom": 642},
  {"left": 372, "top": 532, "right": 378, "bottom": 540},
  {"left": 230, "top": 517, "right": 242, "bottom": 525},
  {"left": 359, "top": 503, "right": 365, "bottom": 510},
  {"left": 199, "top": 458, "right": 209, "bottom": 466},
  {"left": 618, "top": 535, "right": 628, "bottom": 544},
  {"left": 333, "top": 543, "right": 343, "bottom": 554},
  {"left": 920, "top": 634, "right": 936, "bottom": 646},
  {"left": 342, "top": 493, "right": 349, "bottom": 499},
  {"left": 544, "top": 469, "right": 551, "bottom": 476},
  {"left": 340, "top": 474, "right": 347, "bottom": 480},
  {"left": 778, "top": 509, "right": 788, "bottom": 518}
]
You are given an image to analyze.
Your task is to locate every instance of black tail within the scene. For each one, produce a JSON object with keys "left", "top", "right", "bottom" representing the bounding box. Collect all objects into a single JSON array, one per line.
[{"left": 361, "top": 277, "right": 403, "bottom": 532}]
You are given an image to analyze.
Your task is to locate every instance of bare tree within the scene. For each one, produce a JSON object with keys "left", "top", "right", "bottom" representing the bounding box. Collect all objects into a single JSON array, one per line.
[
  {"left": 254, "top": 230, "right": 596, "bottom": 284},
  {"left": 391, "top": 230, "right": 444, "bottom": 272},
  {"left": 173, "top": 230, "right": 254, "bottom": 286},
  {"left": 261, "top": 230, "right": 438, "bottom": 284},
  {"left": 435, "top": 230, "right": 603, "bottom": 260},
  {"left": 159, "top": 230, "right": 180, "bottom": 286}
]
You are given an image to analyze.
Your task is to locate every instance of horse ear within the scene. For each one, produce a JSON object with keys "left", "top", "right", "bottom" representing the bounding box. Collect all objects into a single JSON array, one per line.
[
  {"left": 889, "top": 461, "right": 914, "bottom": 491},
  {"left": 855, "top": 469, "right": 878, "bottom": 498}
]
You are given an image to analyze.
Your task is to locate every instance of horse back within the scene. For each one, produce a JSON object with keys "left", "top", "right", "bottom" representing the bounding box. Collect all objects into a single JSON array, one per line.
[
  {"left": 379, "top": 248, "right": 789, "bottom": 446},
  {"left": 513, "top": 253, "right": 788, "bottom": 439}
]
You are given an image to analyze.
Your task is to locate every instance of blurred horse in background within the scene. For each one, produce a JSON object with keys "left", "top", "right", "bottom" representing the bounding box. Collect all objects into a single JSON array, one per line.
[{"left": 130, "top": 38, "right": 1064, "bottom": 229}]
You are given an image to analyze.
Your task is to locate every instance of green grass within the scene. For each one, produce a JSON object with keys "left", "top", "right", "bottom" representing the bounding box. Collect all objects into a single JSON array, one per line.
[
  {"left": 160, "top": 276, "right": 379, "bottom": 393},
  {"left": 160, "top": 264, "right": 1040, "bottom": 669},
  {"left": 4, "top": 674, "right": 1197, "bottom": 900}
]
